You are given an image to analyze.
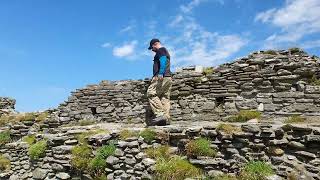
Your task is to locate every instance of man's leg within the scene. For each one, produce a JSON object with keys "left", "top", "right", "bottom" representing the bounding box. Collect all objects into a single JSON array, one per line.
[
  {"left": 160, "top": 77, "right": 172, "bottom": 122},
  {"left": 147, "top": 78, "right": 165, "bottom": 118}
]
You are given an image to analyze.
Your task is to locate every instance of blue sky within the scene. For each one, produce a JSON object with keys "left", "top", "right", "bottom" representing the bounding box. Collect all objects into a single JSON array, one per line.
[{"left": 1, "top": 0, "right": 320, "bottom": 112}]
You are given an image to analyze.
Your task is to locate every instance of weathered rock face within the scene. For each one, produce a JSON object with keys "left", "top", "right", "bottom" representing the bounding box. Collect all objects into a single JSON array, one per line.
[
  {"left": 0, "top": 97, "right": 16, "bottom": 116},
  {"left": 56, "top": 49, "right": 320, "bottom": 124},
  {"left": 0, "top": 123, "right": 319, "bottom": 179}
]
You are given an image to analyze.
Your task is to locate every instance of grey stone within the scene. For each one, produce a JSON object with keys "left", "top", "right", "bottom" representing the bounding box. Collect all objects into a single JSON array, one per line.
[
  {"left": 32, "top": 168, "right": 49, "bottom": 180},
  {"left": 56, "top": 172, "right": 70, "bottom": 180},
  {"left": 106, "top": 156, "right": 119, "bottom": 165},
  {"left": 142, "top": 158, "right": 156, "bottom": 166},
  {"left": 241, "top": 124, "right": 260, "bottom": 133}
]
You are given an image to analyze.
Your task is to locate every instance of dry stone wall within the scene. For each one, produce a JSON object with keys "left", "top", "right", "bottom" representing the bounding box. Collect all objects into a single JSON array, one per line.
[
  {"left": 57, "top": 49, "right": 320, "bottom": 124},
  {"left": 0, "top": 123, "right": 319, "bottom": 179},
  {"left": 0, "top": 97, "right": 16, "bottom": 116}
]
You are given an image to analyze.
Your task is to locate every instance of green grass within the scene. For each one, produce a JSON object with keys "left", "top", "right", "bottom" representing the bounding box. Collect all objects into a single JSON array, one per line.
[
  {"left": 76, "top": 129, "right": 108, "bottom": 144},
  {"left": 78, "top": 119, "right": 96, "bottom": 126},
  {"left": 0, "top": 112, "right": 48, "bottom": 126},
  {"left": 145, "top": 145, "right": 171, "bottom": 160},
  {"left": 308, "top": 74, "right": 320, "bottom": 86},
  {"left": 289, "top": 47, "right": 301, "bottom": 54},
  {"left": 139, "top": 128, "right": 156, "bottom": 143},
  {"left": 71, "top": 143, "right": 115, "bottom": 176},
  {"left": 203, "top": 67, "right": 214, "bottom": 76},
  {"left": 0, "top": 154, "right": 10, "bottom": 171},
  {"left": 89, "top": 144, "right": 116, "bottom": 176},
  {"left": 20, "top": 112, "right": 37, "bottom": 121},
  {"left": 227, "top": 110, "right": 261, "bottom": 122},
  {"left": 119, "top": 129, "right": 139, "bottom": 140},
  {"left": 284, "top": 115, "right": 306, "bottom": 124},
  {"left": 216, "top": 123, "right": 242, "bottom": 134},
  {"left": 96, "top": 144, "right": 116, "bottom": 158},
  {"left": 239, "top": 161, "right": 274, "bottom": 180},
  {"left": 22, "top": 135, "right": 36, "bottom": 145},
  {"left": 194, "top": 77, "right": 203, "bottom": 83},
  {"left": 154, "top": 156, "right": 202, "bottom": 180},
  {"left": 89, "top": 155, "right": 106, "bottom": 175},
  {"left": 263, "top": 50, "right": 277, "bottom": 55},
  {"left": 185, "top": 138, "right": 216, "bottom": 158},
  {"left": 35, "top": 112, "right": 49, "bottom": 122},
  {"left": 71, "top": 144, "right": 92, "bottom": 172},
  {"left": 28, "top": 140, "right": 47, "bottom": 160},
  {"left": 0, "top": 131, "right": 11, "bottom": 146}
]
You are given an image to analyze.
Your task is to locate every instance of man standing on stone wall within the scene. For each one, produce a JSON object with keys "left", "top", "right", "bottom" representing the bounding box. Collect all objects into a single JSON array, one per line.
[{"left": 146, "top": 38, "right": 172, "bottom": 126}]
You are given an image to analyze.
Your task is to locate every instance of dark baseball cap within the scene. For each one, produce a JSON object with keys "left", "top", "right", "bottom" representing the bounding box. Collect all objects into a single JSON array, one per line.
[{"left": 148, "top": 38, "right": 160, "bottom": 50}]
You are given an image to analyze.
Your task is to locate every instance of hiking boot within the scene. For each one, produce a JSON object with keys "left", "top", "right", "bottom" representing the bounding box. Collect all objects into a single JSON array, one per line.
[{"left": 147, "top": 115, "right": 167, "bottom": 126}]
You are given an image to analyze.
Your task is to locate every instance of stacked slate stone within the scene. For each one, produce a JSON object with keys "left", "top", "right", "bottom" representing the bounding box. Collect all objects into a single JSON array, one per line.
[
  {"left": 0, "top": 97, "right": 16, "bottom": 116},
  {"left": 56, "top": 48, "right": 320, "bottom": 124},
  {"left": 0, "top": 124, "right": 319, "bottom": 179}
]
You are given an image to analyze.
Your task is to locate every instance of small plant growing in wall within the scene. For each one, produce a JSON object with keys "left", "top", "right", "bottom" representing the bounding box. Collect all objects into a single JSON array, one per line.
[
  {"left": 119, "top": 129, "right": 139, "bottom": 140},
  {"left": 139, "top": 128, "right": 156, "bottom": 143},
  {"left": 0, "top": 154, "right": 11, "bottom": 171},
  {"left": 262, "top": 50, "right": 277, "bottom": 55},
  {"left": 28, "top": 140, "right": 47, "bottom": 160},
  {"left": 35, "top": 111, "right": 49, "bottom": 122},
  {"left": 22, "top": 134, "right": 36, "bottom": 145},
  {"left": 185, "top": 138, "right": 216, "bottom": 158},
  {"left": 71, "top": 144, "right": 92, "bottom": 172},
  {"left": 0, "top": 130, "right": 11, "bottom": 146},
  {"left": 227, "top": 110, "right": 261, "bottom": 122},
  {"left": 89, "top": 143, "right": 116, "bottom": 176},
  {"left": 284, "top": 115, "right": 306, "bottom": 124},
  {"left": 154, "top": 156, "right": 202, "bottom": 180},
  {"left": 145, "top": 145, "right": 171, "bottom": 160},
  {"left": 76, "top": 129, "right": 108, "bottom": 144},
  {"left": 202, "top": 67, "right": 214, "bottom": 76},
  {"left": 78, "top": 119, "right": 96, "bottom": 126},
  {"left": 308, "top": 74, "right": 320, "bottom": 86},
  {"left": 216, "top": 123, "right": 242, "bottom": 134},
  {"left": 142, "top": 138, "right": 203, "bottom": 179},
  {"left": 289, "top": 47, "right": 301, "bottom": 54},
  {"left": 239, "top": 161, "right": 274, "bottom": 180}
]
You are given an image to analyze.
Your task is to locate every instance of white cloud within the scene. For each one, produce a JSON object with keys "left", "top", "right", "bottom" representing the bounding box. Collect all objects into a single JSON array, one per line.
[
  {"left": 112, "top": 0, "right": 246, "bottom": 66},
  {"left": 120, "top": 25, "right": 133, "bottom": 33},
  {"left": 302, "top": 39, "right": 320, "bottom": 49},
  {"left": 169, "top": 15, "right": 184, "bottom": 27},
  {"left": 254, "top": 8, "right": 276, "bottom": 23},
  {"left": 101, "top": 42, "right": 112, "bottom": 48},
  {"left": 165, "top": 0, "right": 247, "bottom": 68},
  {"left": 172, "top": 33, "right": 247, "bottom": 67},
  {"left": 112, "top": 40, "right": 137, "bottom": 58},
  {"left": 180, "top": 0, "right": 223, "bottom": 13},
  {"left": 255, "top": 0, "right": 320, "bottom": 49},
  {"left": 180, "top": 0, "right": 204, "bottom": 13}
]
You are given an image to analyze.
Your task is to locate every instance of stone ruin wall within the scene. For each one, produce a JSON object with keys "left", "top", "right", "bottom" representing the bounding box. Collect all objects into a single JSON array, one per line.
[
  {"left": 1, "top": 48, "right": 320, "bottom": 180},
  {"left": 0, "top": 123, "right": 320, "bottom": 179},
  {"left": 56, "top": 49, "right": 320, "bottom": 124},
  {"left": 0, "top": 97, "right": 16, "bottom": 116}
]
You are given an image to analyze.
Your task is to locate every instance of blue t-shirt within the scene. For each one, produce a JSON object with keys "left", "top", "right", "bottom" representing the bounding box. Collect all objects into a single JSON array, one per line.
[{"left": 153, "top": 47, "right": 171, "bottom": 77}]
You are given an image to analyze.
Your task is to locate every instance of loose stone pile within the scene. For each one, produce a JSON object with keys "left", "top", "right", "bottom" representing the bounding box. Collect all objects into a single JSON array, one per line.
[{"left": 56, "top": 48, "right": 320, "bottom": 125}]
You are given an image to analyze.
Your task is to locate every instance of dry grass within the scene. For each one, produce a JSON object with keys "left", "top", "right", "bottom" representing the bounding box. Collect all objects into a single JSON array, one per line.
[{"left": 216, "top": 123, "right": 242, "bottom": 134}]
